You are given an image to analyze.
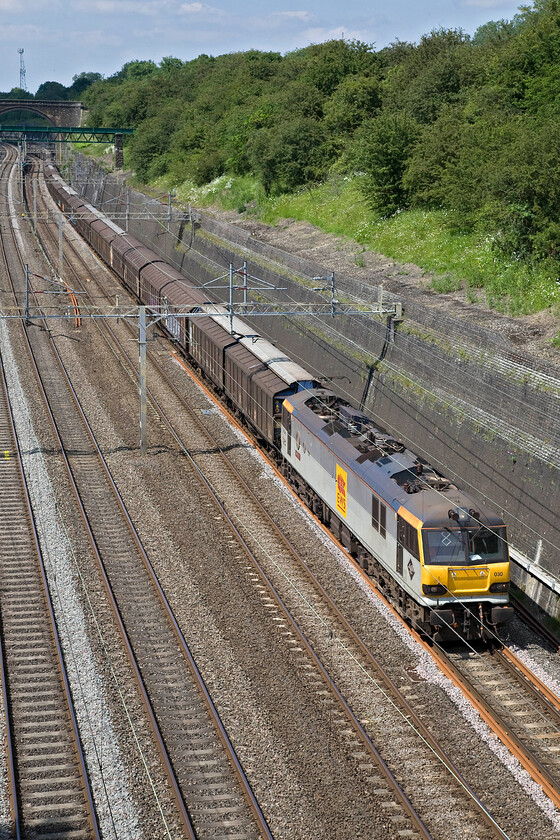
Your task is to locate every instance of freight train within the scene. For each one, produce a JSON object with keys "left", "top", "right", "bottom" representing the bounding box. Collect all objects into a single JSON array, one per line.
[{"left": 43, "top": 159, "right": 514, "bottom": 642}]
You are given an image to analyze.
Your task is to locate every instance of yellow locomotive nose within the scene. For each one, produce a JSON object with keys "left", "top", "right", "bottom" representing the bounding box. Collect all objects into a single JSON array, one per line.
[
  {"left": 447, "top": 566, "right": 489, "bottom": 593},
  {"left": 422, "top": 562, "right": 509, "bottom": 597}
]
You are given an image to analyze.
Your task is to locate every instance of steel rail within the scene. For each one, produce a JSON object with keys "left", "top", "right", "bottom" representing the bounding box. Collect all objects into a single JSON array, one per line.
[
  {"left": 36, "top": 150, "right": 560, "bottom": 834},
  {"left": 14, "top": 226, "right": 198, "bottom": 840},
  {"left": 5, "top": 149, "right": 197, "bottom": 838},
  {"left": 23, "top": 318, "right": 198, "bottom": 840},
  {"left": 0, "top": 354, "right": 23, "bottom": 840},
  {"left": 91, "top": 306, "right": 512, "bottom": 839},
  {"left": 29, "top": 152, "right": 436, "bottom": 840},
  {"left": 122, "top": 365, "right": 435, "bottom": 840},
  {"left": 26, "top": 155, "right": 273, "bottom": 840},
  {"left": 499, "top": 646, "right": 560, "bottom": 714},
  {"left": 428, "top": 645, "right": 560, "bottom": 810},
  {"left": 0, "top": 354, "right": 101, "bottom": 840},
  {"left": 510, "top": 592, "right": 560, "bottom": 652},
  {"left": 120, "top": 356, "right": 510, "bottom": 840},
  {"left": 42, "top": 171, "right": 497, "bottom": 840},
  {"left": 0, "top": 143, "right": 101, "bottom": 840},
  {"left": 34, "top": 154, "right": 520, "bottom": 839}
]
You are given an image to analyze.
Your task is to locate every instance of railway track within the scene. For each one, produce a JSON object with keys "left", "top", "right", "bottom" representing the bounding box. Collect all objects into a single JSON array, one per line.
[
  {"left": 0, "top": 147, "right": 100, "bottom": 840},
  {"left": 510, "top": 593, "right": 560, "bottom": 652},
  {"left": 8, "top": 151, "right": 272, "bottom": 840},
  {"left": 434, "top": 643, "right": 560, "bottom": 809},
  {"left": 30, "top": 155, "right": 516, "bottom": 840}
]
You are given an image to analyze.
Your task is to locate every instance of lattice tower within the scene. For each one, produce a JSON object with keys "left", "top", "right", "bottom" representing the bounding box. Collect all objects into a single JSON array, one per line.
[{"left": 18, "top": 48, "right": 27, "bottom": 92}]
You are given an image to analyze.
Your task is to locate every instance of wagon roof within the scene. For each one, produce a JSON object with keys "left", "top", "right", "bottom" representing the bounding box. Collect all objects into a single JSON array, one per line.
[
  {"left": 191, "top": 315, "right": 238, "bottom": 349},
  {"left": 123, "top": 247, "right": 163, "bottom": 272},
  {"left": 110, "top": 233, "right": 144, "bottom": 257},
  {"left": 77, "top": 200, "right": 123, "bottom": 235},
  {"left": 226, "top": 342, "right": 288, "bottom": 398},
  {"left": 90, "top": 218, "right": 118, "bottom": 241},
  {"left": 206, "top": 306, "right": 317, "bottom": 386}
]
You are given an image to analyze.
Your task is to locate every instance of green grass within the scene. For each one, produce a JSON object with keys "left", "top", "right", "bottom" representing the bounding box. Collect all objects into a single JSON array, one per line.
[
  {"left": 105, "top": 165, "right": 560, "bottom": 317},
  {"left": 73, "top": 142, "right": 114, "bottom": 157},
  {"left": 153, "top": 173, "right": 264, "bottom": 214},
  {"left": 256, "top": 176, "right": 560, "bottom": 316}
]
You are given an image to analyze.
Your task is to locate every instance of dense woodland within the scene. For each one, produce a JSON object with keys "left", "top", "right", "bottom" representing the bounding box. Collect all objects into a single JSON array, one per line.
[
  {"left": 0, "top": 73, "right": 102, "bottom": 104},
  {"left": 6, "top": 1, "right": 560, "bottom": 284}
]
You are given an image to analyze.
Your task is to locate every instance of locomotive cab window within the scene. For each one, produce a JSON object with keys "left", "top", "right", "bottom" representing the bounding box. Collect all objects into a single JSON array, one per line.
[
  {"left": 372, "top": 496, "right": 386, "bottom": 539},
  {"left": 397, "top": 516, "right": 419, "bottom": 560},
  {"left": 423, "top": 525, "right": 507, "bottom": 565}
]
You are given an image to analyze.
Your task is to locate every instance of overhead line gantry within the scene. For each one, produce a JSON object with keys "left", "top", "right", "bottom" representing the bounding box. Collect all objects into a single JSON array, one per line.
[{"left": 0, "top": 126, "right": 134, "bottom": 168}]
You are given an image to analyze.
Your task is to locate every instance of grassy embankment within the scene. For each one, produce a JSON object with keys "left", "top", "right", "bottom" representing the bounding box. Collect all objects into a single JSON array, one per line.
[
  {"left": 160, "top": 172, "right": 560, "bottom": 327},
  {"left": 75, "top": 145, "right": 560, "bottom": 336}
]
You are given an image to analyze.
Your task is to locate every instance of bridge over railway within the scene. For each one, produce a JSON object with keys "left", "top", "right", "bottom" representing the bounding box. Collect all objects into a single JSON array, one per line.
[
  {"left": 0, "top": 125, "right": 134, "bottom": 168},
  {"left": 0, "top": 100, "right": 133, "bottom": 168},
  {"left": 0, "top": 99, "right": 84, "bottom": 127}
]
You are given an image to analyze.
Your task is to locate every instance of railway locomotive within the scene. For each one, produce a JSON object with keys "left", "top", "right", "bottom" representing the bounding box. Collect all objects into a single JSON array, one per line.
[
  {"left": 281, "top": 390, "right": 512, "bottom": 641},
  {"left": 43, "top": 160, "right": 514, "bottom": 642}
]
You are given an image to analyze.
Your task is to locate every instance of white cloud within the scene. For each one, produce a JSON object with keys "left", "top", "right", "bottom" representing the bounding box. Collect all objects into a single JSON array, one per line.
[
  {"left": 272, "top": 10, "right": 314, "bottom": 23},
  {"left": 178, "top": 2, "right": 225, "bottom": 17},
  {"left": 462, "top": 0, "right": 513, "bottom": 7},
  {"left": 0, "top": 23, "right": 52, "bottom": 42},
  {"left": 68, "top": 28, "right": 123, "bottom": 48},
  {"left": 71, "top": 0, "right": 168, "bottom": 15},
  {"left": 0, "top": 0, "right": 53, "bottom": 8},
  {"left": 303, "top": 25, "right": 364, "bottom": 42}
]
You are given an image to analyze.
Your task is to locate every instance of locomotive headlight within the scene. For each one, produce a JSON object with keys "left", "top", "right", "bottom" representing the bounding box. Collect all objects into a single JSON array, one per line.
[
  {"left": 422, "top": 584, "right": 446, "bottom": 596},
  {"left": 489, "top": 582, "right": 509, "bottom": 592}
]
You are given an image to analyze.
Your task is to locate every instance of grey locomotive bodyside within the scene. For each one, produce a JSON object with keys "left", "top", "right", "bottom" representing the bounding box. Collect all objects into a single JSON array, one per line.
[{"left": 281, "top": 389, "right": 511, "bottom": 637}]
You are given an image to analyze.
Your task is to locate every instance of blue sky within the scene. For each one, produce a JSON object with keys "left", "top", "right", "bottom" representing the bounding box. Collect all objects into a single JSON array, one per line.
[{"left": 1, "top": 0, "right": 524, "bottom": 93}]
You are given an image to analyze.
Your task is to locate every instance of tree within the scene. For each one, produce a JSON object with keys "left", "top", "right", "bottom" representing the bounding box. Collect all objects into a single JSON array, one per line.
[
  {"left": 302, "top": 39, "right": 377, "bottom": 96},
  {"left": 67, "top": 72, "right": 103, "bottom": 99},
  {"left": 128, "top": 103, "right": 185, "bottom": 181},
  {"left": 404, "top": 106, "right": 468, "bottom": 209},
  {"left": 247, "top": 117, "right": 327, "bottom": 195},
  {"left": 352, "top": 112, "right": 419, "bottom": 215},
  {"left": 472, "top": 19, "right": 518, "bottom": 47},
  {"left": 159, "top": 56, "right": 183, "bottom": 73},
  {"left": 323, "top": 75, "right": 381, "bottom": 135},
  {"left": 5, "top": 87, "right": 33, "bottom": 99},
  {"left": 489, "top": 114, "right": 560, "bottom": 258},
  {"left": 382, "top": 29, "right": 473, "bottom": 123},
  {"left": 35, "top": 81, "right": 68, "bottom": 100},
  {"left": 114, "top": 60, "right": 157, "bottom": 81}
]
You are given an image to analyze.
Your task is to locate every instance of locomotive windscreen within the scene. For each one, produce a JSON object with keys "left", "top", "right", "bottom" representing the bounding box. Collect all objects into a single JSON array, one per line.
[{"left": 423, "top": 526, "right": 507, "bottom": 565}]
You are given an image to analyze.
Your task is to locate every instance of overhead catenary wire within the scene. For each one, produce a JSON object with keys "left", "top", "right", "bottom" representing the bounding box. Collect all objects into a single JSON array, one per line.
[
  {"left": 19, "top": 156, "right": 552, "bottom": 648},
  {"left": 30, "top": 159, "right": 560, "bottom": 828},
  {"left": 42, "top": 163, "right": 560, "bottom": 477},
  {"left": 53, "top": 158, "right": 558, "bottom": 560},
  {"left": 54, "top": 200, "right": 558, "bottom": 459},
  {"left": 63, "top": 169, "right": 560, "bottom": 442},
  {"left": 34, "top": 156, "right": 556, "bottom": 648}
]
